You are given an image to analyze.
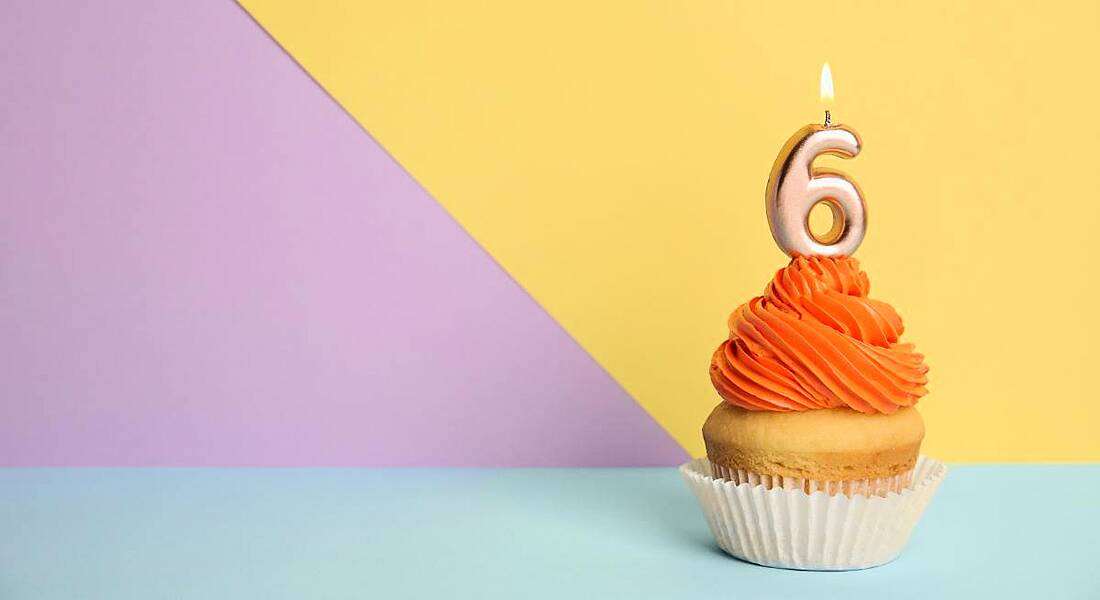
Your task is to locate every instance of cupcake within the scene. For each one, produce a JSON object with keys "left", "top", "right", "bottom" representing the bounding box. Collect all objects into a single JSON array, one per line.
[
  {"left": 707, "top": 255, "right": 927, "bottom": 495},
  {"left": 681, "top": 255, "right": 946, "bottom": 570}
]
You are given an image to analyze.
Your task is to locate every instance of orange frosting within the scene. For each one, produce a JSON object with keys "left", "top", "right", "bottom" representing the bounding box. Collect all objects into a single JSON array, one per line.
[{"left": 710, "top": 256, "right": 928, "bottom": 414}]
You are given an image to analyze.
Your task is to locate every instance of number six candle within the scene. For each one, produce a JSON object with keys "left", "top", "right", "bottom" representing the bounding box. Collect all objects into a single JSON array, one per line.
[{"left": 766, "top": 64, "right": 866, "bottom": 257}]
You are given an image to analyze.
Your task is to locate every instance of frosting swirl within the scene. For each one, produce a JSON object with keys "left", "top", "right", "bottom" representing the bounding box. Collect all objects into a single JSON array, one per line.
[{"left": 709, "top": 256, "right": 928, "bottom": 414}]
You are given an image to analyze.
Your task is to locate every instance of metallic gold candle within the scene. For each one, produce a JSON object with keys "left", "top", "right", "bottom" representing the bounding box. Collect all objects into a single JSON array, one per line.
[{"left": 765, "top": 65, "right": 866, "bottom": 257}]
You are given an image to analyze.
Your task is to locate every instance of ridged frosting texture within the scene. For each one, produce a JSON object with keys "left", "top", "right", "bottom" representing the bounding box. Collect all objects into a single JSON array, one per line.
[{"left": 710, "top": 256, "right": 928, "bottom": 414}]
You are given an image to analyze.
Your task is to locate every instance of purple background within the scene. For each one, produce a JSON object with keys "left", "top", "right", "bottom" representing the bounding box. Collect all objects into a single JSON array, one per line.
[{"left": 0, "top": 1, "right": 685, "bottom": 466}]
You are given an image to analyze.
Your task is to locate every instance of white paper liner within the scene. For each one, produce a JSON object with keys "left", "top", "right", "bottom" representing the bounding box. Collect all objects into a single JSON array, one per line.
[{"left": 680, "top": 455, "right": 946, "bottom": 571}]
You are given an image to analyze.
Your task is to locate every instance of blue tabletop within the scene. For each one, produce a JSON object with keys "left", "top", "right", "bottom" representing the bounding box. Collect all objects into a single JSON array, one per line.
[{"left": 1, "top": 465, "right": 1097, "bottom": 599}]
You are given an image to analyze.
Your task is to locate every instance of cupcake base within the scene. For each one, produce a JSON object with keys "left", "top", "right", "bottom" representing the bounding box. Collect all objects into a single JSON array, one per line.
[
  {"left": 710, "top": 462, "right": 913, "bottom": 497},
  {"left": 680, "top": 455, "right": 946, "bottom": 571}
]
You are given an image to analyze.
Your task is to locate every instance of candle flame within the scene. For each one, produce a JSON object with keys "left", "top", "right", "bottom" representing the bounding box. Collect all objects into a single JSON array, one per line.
[{"left": 820, "top": 63, "right": 835, "bottom": 105}]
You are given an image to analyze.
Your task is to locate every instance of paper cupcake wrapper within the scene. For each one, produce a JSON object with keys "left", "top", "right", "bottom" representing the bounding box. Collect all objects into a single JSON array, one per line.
[{"left": 680, "top": 455, "right": 946, "bottom": 571}]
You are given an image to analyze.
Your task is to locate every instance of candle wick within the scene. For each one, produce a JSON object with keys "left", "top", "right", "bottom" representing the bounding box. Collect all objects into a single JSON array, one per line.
[{"left": 824, "top": 110, "right": 831, "bottom": 127}]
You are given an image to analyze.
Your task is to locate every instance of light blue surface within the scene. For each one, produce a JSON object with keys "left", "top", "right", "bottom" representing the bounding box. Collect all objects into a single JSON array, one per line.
[{"left": 1, "top": 465, "right": 1097, "bottom": 599}]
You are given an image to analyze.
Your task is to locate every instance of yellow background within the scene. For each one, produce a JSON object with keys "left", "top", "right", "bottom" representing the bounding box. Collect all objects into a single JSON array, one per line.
[{"left": 241, "top": 0, "right": 1100, "bottom": 461}]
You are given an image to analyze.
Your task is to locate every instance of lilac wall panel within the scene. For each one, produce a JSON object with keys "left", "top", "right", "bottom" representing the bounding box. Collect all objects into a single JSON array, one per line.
[{"left": 0, "top": 1, "right": 686, "bottom": 466}]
